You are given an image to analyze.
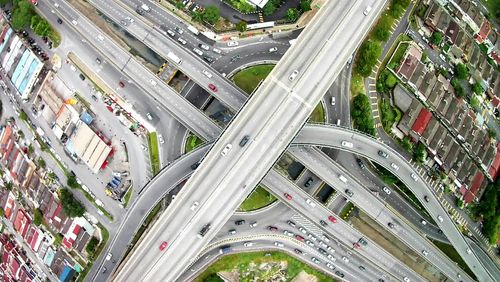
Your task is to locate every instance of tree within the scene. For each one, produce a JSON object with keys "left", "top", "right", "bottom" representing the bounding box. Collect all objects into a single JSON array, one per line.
[
  {"left": 373, "top": 16, "right": 392, "bottom": 41},
  {"left": 385, "top": 73, "right": 398, "bottom": 89},
  {"left": 413, "top": 142, "right": 427, "bottom": 163},
  {"left": 86, "top": 237, "right": 99, "bottom": 258},
  {"left": 19, "top": 110, "right": 28, "bottom": 121},
  {"left": 17, "top": 130, "right": 24, "bottom": 139},
  {"left": 4, "top": 181, "right": 13, "bottom": 191},
  {"left": 202, "top": 6, "right": 220, "bottom": 25},
  {"left": 33, "top": 18, "right": 51, "bottom": 37},
  {"left": 300, "top": 0, "right": 311, "bottom": 12},
  {"left": 30, "top": 14, "right": 41, "bottom": 29},
  {"left": 355, "top": 40, "right": 382, "bottom": 77},
  {"left": 401, "top": 136, "right": 413, "bottom": 151},
  {"left": 472, "top": 82, "right": 483, "bottom": 95},
  {"left": 286, "top": 8, "right": 300, "bottom": 22},
  {"left": 351, "top": 94, "right": 376, "bottom": 136},
  {"left": 27, "top": 144, "right": 34, "bottom": 155},
  {"left": 236, "top": 21, "right": 247, "bottom": 32},
  {"left": 33, "top": 209, "right": 43, "bottom": 226},
  {"left": 451, "top": 78, "right": 465, "bottom": 98},
  {"left": 174, "top": 1, "right": 184, "bottom": 9},
  {"left": 262, "top": 0, "right": 278, "bottom": 16},
  {"left": 430, "top": 31, "right": 444, "bottom": 46},
  {"left": 455, "top": 63, "right": 468, "bottom": 80},
  {"left": 470, "top": 96, "right": 480, "bottom": 108},
  {"left": 191, "top": 11, "right": 203, "bottom": 23},
  {"left": 11, "top": 0, "right": 35, "bottom": 30},
  {"left": 67, "top": 175, "right": 80, "bottom": 189},
  {"left": 58, "top": 188, "right": 85, "bottom": 218},
  {"left": 37, "top": 158, "right": 46, "bottom": 169},
  {"left": 488, "top": 129, "right": 497, "bottom": 139},
  {"left": 456, "top": 199, "right": 464, "bottom": 209}
]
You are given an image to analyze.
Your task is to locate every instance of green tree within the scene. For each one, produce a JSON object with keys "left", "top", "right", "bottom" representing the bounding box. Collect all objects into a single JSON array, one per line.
[
  {"left": 19, "top": 110, "right": 28, "bottom": 121},
  {"left": 488, "top": 129, "right": 497, "bottom": 139},
  {"left": 33, "top": 209, "right": 43, "bottom": 226},
  {"left": 30, "top": 14, "right": 41, "bottom": 29},
  {"left": 86, "top": 237, "right": 99, "bottom": 258},
  {"left": 300, "top": 0, "right": 311, "bottom": 12},
  {"left": 27, "top": 144, "right": 34, "bottom": 155},
  {"left": 451, "top": 78, "right": 465, "bottom": 98},
  {"left": 11, "top": 0, "right": 35, "bottom": 30},
  {"left": 373, "top": 16, "right": 392, "bottom": 41},
  {"left": 262, "top": 0, "right": 278, "bottom": 16},
  {"left": 286, "top": 8, "right": 300, "bottom": 22},
  {"left": 58, "top": 188, "right": 85, "bottom": 218},
  {"left": 17, "top": 130, "right": 24, "bottom": 139},
  {"left": 174, "top": 0, "right": 184, "bottom": 9},
  {"left": 355, "top": 40, "right": 382, "bottom": 77},
  {"left": 455, "top": 63, "right": 468, "bottom": 80},
  {"left": 236, "top": 21, "right": 247, "bottom": 32},
  {"left": 351, "top": 94, "right": 376, "bottom": 136},
  {"left": 470, "top": 96, "right": 480, "bottom": 108},
  {"left": 37, "top": 157, "right": 46, "bottom": 169},
  {"left": 202, "top": 6, "right": 220, "bottom": 25},
  {"left": 191, "top": 11, "right": 203, "bottom": 23},
  {"left": 413, "top": 142, "right": 427, "bottom": 163},
  {"left": 33, "top": 18, "right": 51, "bottom": 37},
  {"left": 456, "top": 199, "right": 464, "bottom": 209},
  {"left": 401, "top": 136, "right": 413, "bottom": 151},
  {"left": 385, "top": 73, "right": 398, "bottom": 89},
  {"left": 430, "top": 31, "right": 444, "bottom": 46},
  {"left": 67, "top": 175, "right": 80, "bottom": 189},
  {"left": 0, "top": 0, "right": 11, "bottom": 6},
  {"left": 4, "top": 181, "right": 13, "bottom": 191},
  {"left": 472, "top": 82, "right": 483, "bottom": 95}
]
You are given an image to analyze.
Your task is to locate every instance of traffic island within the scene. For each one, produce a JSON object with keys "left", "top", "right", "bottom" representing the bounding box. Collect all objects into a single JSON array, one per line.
[{"left": 238, "top": 186, "right": 276, "bottom": 212}]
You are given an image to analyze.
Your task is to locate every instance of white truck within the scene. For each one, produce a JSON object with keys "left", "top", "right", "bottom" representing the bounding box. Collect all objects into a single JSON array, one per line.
[
  {"left": 167, "top": 52, "right": 182, "bottom": 65},
  {"left": 187, "top": 25, "right": 200, "bottom": 35}
]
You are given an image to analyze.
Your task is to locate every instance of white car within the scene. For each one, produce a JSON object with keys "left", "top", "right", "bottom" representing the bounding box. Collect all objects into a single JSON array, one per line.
[
  {"left": 298, "top": 227, "right": 307, "bottom": 234},
  {"left": 327, "top": 254, "right": 336, "bottom": 262},
  {"left": 199, "top": 44, "right": 210, "bottom": 50},
  {"left": 227, "top": 41, "right": 238, "bottom": 47},
  {"left": 390, "top": 162, "right": 399, "bottom": 170},
  {"left": 149, "top": 79, "right": 157, "bottom": 86},
  {"left": 274, "top": 242, "right": 284, "bottom": 247},
  {"left": 437, "top": 215, "right": 443, "bottom": 222},
  {"left": 166, "top": 30, "right": 175, "bottom": 37},
  {"left": 112, "top": 172, "right": 121, "bottom": 178},
  {"left": 177, "top": 38, "right": 187, "bottom": 45},
  {"left": 212, "top": 48, "right": 222, "bottom": 54},
  {"left": 221, "top": 143, "right": 232, "bottom": 156},
  {"left": 421, "top": 219, "right": 427, "bottom": 225},
  {"left": 140, "top": 144, "right": 147, "bottom": 151},
  {"left": 403, "top": 277, "right": 410, "bottom": 282},
  {"left": 193, "top": 48, "right": 203, "bottom": 56},
  {"left": 158, "top": 134, "right": 165, "bottom": 144},
  {"left": 146, "top": 113, "right": 153, "bottom": 120},
  {"left": 249, "top": 222, "right": 257, "bottom": 228},
  {"left": 269, "top": 47, "right": 278, "bottom": 53},
  {"left": 341, "top": 256, "right": 349, "bottom": 263},
  {"left": 318, "top": 241, "right": 327, "bottom": 248},
  {"left": 321, "top": 235, "right": 330, "bottom": 243},
  {"left": 105, "top": 252, "right": 113, "bottom": 261},
  {"left": 410, "top": 173, "right": 418, "bottom": 181},
  {"left": 326, "top": 262, "right": 335, "bottom": 269},
  {"left": 202, "top": 70, "right": 212, "bottom": 78},
  {"left": 382, "top": 186, "right": 391, "bottom": 195},
  {"left": 288, "top": 70, "right": 299, "bottom": 81},
  {"left": 306, "top": 240, "right": 315, "bottom": 247},
  {"left": 466, "top": 248, "right": 472, "bottom": 254},
  {"left": 422, "top": 250, "right": 429, "bottom": 256},
  {"left": 306, "top": 198, "right": 316, "bottom": 207},
  {"left": 341, "top": 141, "right": 353, "bottom": 148},
  {"left": 190, "top": 201, "right": 199, "bottom": 211},
  {"left": 243, "top": 242, "right": 253, "bottom": 247},
  {"left": 97, "top": 34, "right": 104, "bottom": 41}
]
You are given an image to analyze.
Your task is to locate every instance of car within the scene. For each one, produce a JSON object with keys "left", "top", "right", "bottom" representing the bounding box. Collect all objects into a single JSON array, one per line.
[
  {"left": 294, "top": 249, "right": 303, "bottom": 255},
  {"left": 79, "top": 74, "right": 85, "bottom": 81},
  {"left": 356, "top": 158, "right": 365, "bottom": 169},
  {"left": 341, "top": 140, "right": 353, "bottom": 148},
  {"left": 326, "top": 263, "right": 335, "bottom": 270},
  {"left": 318, "top": 241, "right": 327, "bottom": 248},
  {"left": 345, "top": 189, "right": 354, "bottom": 197},
  {"left": 284, "top": 193, "right": 292, "bottom": 200},
  {"left": 466, "top": 248, "right": 472, "bottom": 254},
  {"left": 149, "top": 79, "right": 157, "bottom": 86},
  {"left": 235, "top": 220, "right": 245, "bottom": 225},
  {"left": 359, "top": 265, "right": 366, "bottom": 271},
  {"left": 388, "top": 222, "right": 395, "bottom": 229},
  {"left": 424, "top": 195, "right": 429, "bottom": 202},
  {"left": 319, "top": 220, "right": 328, "bottom": 227},
  {"left": 174, "top": 27, "right": 184, "bottom": 34},
  {"left": 341, "top": 256, "right": 349, "bottom": 263},
  {"left": 212, "top": 48, "right": 222, "bottom": 54},
  {"left": 382, "top": 186, "right": 391, "bottom": 195},
  {"left": 288, "top": 70, "right": 299, "bottom": 81},
  {"left": 177, "top": 37, "right": 187, "bottom": 45},
  {"left": 243, "top": 242, "right": 253, "bottom": 247},
  {"left": 363, "top": 5, "right": 372, "bottom": 16},
  {"left": 102, "top": 267, "right": 107, "bottom": 273},
  {"left": 327, "top": 254, "right": 336, "bottom": 261},
  {"left": 118, "top": 81, "right": 125, "bottom": 88},
  {"left": 159, "top": 241, "right": 168, "bottom": 251},
  {"left": 95, "top": 58, "right": 102, "bottom": 64},
  {"left": 328, "top": 215, "right": 337, "bottom": 223},
  {"left": 390, "top": 162, "right": 399, "bottom": 170},
  {"left": 57, "top": 18, "right": 63, "bottom": 24},
  {"left": 239, "top": 135, "right": 250, "bottom": 147},
  {"left": 105, "top": 252, "right": 113, "bottom": 261},
  {"left": 208, "top": 83, "right": 217, "bottom": 92},
  {"left": 378, "top": 150, "right": 388, "bottom": 158},
  {"left": 306, "top": 198, "right": 316, "bottom": 207},
  {"left": 228, "top": 229, "right": 236, "bottom": 235},
  {"left": 146, "top": 113, "right": 153, "bottom": 120},
  {"left": 190, "top": 201, "right": 199, "bottom": 211},
  {"left": 91, "top": 95, "right": 98, "bottom": 101},
  {"left": 269, "top": 47, "right": 278, "bottom": 53},
  {"left": 287, "top": 220, "right": 296, "bottom": 227},
  {"left": 283, "top": 230, "right": 294, "bottom": 237},
  {"left": 221, "top": 143, "right": 232, "bottom": 156},
  {"left": 410, "top": 173, "right": 418, "bottom": 181},
  {"left": 274, "top": 242, "right": 284, "bottom": 247},
  {"left": 304, "top": 177, "right": 313, "bottom": 187},
  {"left": 268, "top": 226, "right": 278, "bottom": 232},
  {"left": 437, "top": 229, "right": 443, "bottom": 234},
  {"left": 421, "top": 219, "right": 427, "bottom": 225},
  {"left": 422, "top": 250, "right": 429, "bottom": 256},
  {"left": 295, "top": 235, "right": 304, "bottom": 241},
  {"left": 437, "top": 215, "right": 443, "bottom": 222},
  {"left": 249, "top": 221, "right": 257, "bottom": 228},
  {"left": 198, "top": 44, "right": 210, "bottom": 50},
  {"left": 403, "top": 277, "right": 410, "bottom": 282},
  {"left": 311, "top": 257, "right": 321, "bottom": 264},
  {"left": 158, "top": 134, "right": 165, "bottom": 144},
  {"left": 193, "top": 48, "right": 203, "bottom": 56},
  {"left": 318, "top": 248, "right": 327, "bottom": 255},
  {"left": 166, "top": 30, "right": 175, "bottom": 37},
  {"left": 227, "top": 41, "right": 238, "bottom": 47},
  {"left": 191, "top": 162, "right": 200, "bottom": 170},
  {"left": 140, "top": 144, "right": 147, "bottom": 151},
  {"left": 335, "top": 271, "right": 344, "bottom": 278},
  {"left": 202, "top": 70, "right": 212, "bottom": 78},
  {"left": 322, "top": 235, "right": 330, "bottom": 243},
  {"left": 203, "top": 56, "right": 214, "bottom": 63},
  {"left": 358, "top": 238, "right": 367, "bottom": 246},
  {"left": 298, "top": 227, "right": 307, "bottom": 234},
  {"left": 306, "top": 240, "right": 315, "bottom": 247}
]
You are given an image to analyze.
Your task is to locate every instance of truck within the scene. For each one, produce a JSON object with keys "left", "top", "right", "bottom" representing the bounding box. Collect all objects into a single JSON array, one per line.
[
  {"left": 197, "top": 223, "right": 211, "bottom": 238},
  {"left": 219, "top": 245, "right": 231, "bottom": 254},
  {"left": 167, "top": 52, "right": 182, "bottom": 65},
  {"left": 187, "top": 25, "right": 200, "bottom": 35}
]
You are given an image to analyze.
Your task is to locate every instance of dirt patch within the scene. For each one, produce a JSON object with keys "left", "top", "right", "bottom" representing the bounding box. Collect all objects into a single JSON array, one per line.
[
  {"left": 351, "top": 212, "right": 447, "bottom": 282},
  {"left": 292, "top": 271, "right": 319, "bottom": 282},
  {"left": 67, "top": 0, "right": 130, "bottom": 51}
]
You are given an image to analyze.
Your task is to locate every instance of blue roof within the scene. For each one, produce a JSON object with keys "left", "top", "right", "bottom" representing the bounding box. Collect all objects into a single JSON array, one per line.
[{"left": 58, "top": 266, "right": 75, "bottom": 282}]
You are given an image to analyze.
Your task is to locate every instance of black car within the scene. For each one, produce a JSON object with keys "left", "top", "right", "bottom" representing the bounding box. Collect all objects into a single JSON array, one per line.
[
  {"left": 203, "top": 56, "right": 214, "bottom": 63},
  {"left": 294, "top": 249, "right": 303, "bottom": 255},
  {"left": 356, "top": 158, "right": 365, "bottom": 169},
  {"left": 319, "top": 220, "right": 328, "bottom": 227},
  {"left": 235, "top": 220, "right": 245, "bottom": 225},
  {"left": 239, "top": 135, "right": 250, "bottom": 147},
  {"left": 377, "top": 150, "right": 388, "bottom": 158},
  {"left": 191, "top": 162, "right": 200, "bottom": 170},
  {"left": 424, "top": 195, "right": 429, "bottom": 202},
  {"left": 335, "top": 271, "right": 344, "bottom": 278},
  {"left": 57, "top": 18, "right": 63, "bottom": 24},
  {"left": 79, "top": 74, "right": 86, "bottom": 81},
  {"left": 318, "top": 248, "right": 327, "bottom": 255}
]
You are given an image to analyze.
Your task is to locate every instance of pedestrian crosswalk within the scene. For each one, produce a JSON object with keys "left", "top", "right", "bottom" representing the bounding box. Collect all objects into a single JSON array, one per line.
[{"left": 291, "top": 214, "right": 323, "bottom": 235}]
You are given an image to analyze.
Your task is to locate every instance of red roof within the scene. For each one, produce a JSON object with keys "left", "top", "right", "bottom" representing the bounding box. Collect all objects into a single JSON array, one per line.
[
  {"left": 0, "top": 126, "right": 12, "bottom": 150},
  {"left": 464, "top": 172, "right": 485, "bottom": 204},
  {"left": 488, "top": 143, "right": 500, "bottom": 180},
  {"left": 10, "top": 258, "right": 20, "bottom": 278},
  {"left": 411, "top": 108, "right": 432, "bottom": 135},
  {"left": 475, "top": 19, "right": 492, "bottom": 43},
  {"left": 13, "top": 210, "right": 30, "bottom": 238},
  {"left": 492, "top": 96, "right": 500, "bottom": 108},
  {"left": 4, "top": 196, "right": 15, "bottom": 220}
]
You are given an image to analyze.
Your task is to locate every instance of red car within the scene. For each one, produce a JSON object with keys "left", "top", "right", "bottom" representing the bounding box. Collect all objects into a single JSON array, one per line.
[
  {"left": 328, "top": 215, "right": 337, "bottom": 223},
  {"left": 267, "top": 226, "right": 278, "bottom": 232},
  {"left": 208, "top": 83, "right": 217, "bottom": 92},
  {"left": 118, "top": 81, "right": 125, "bottom": 88},
  {"left": 159, "top": 241, "right": 168, "bottom": 251},
  {"left": 284, "top": 193, "right": 292, "bottom": 200},
  {"left": 353, "top": 242, "right": 360, "bottom": 249},
  {"left": 295, "top": 235, "right": 304, "bottom": 242}
]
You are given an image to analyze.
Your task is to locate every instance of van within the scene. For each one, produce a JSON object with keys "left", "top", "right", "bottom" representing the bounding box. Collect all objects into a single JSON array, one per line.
[
  {"left": 339, "top": 175, "right": 348, "bottom": 183},
  {"left": 336, "top": 119, "right": 341, "bottom": 126},
  {"left": 331, "top": 96, "right": 335, "bottom": 105}
]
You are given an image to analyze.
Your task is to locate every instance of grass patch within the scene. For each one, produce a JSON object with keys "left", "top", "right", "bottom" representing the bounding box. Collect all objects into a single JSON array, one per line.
[
  {"left": 185, "top": 133, "right": 204, "bottom": 153},
  {"left": 195, "top": 251, "right": 334, "bottom": 282},
  {"left": 148, "top": 132, "right": 160, "bottom": 175},
  {"left": 350, "top": 72, "right": 365, "bottom": 95},
  {"left": 123, "top": 187, "right": 133, "bottom": 208},
  {"left": 339, "top": 202, "right": 355, "bottom": 219},
  {"left": 309, "top": 103, "right": 325, "bottom": 123},
  {"left": 238, "top": 186, "right": 276, "bottom": 211},
  {"left": 388, "top": 42, "right": 409, "bottom": 70},
  {"left": 48, "top": 29, "right": 61, "bottom": 48},
  {"left": 430, "top": 239, "right": 476, "bottom": 279},
  {"left": 232, "top": 65, "right": 275, "bottom": 95}
]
